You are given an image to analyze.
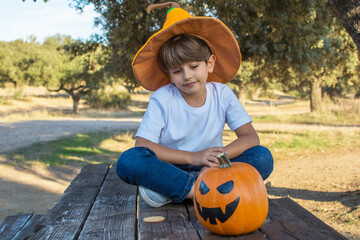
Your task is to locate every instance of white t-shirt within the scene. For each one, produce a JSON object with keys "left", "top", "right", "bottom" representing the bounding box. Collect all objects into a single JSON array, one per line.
[{"left": 135, "top": 82, "right": 252, "bottom": 152}]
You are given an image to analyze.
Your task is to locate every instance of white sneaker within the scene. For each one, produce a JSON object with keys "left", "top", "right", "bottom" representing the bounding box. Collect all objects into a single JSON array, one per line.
[{"left": 139, "top": 186, "right": 172, "bottom": 207}]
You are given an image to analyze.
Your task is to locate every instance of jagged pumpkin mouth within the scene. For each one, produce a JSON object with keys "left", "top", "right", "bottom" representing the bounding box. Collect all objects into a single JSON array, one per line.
[{"left": 195, "top": 196, "right": 240, "bottom": 225}]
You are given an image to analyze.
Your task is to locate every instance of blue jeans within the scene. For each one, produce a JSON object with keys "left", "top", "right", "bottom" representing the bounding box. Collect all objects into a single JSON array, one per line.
[{"left": 116, "top": 145, "right": 273, "bottom": 203}]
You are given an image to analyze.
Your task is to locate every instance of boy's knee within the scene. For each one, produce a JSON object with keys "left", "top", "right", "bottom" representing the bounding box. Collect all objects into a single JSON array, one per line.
[
  {"left": 254, "top": 145, "right": 274, "bottom": 180},
  {"left": 116, "top": 147, "right": 157, "bottom": 183},
  {"left": 116, "top": 148, "right": 135, "bottom": 181},
  {"left": 116, "top": 147, "right": 144, "bottom": 178},
  {"left": 239, "top": 145, "right": 274, "bottom": 181},
  {"left": 255, "top": 145, "right": 273, "bottom": 160}
]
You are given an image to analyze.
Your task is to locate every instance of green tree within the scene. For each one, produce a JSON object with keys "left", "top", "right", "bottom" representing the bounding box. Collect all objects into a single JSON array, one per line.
[
  {"left": 193, "top": 0, "right": 358, "bottom": 111},
  {"left": 190, "top": 0, "right": 274, "bottom": 103},
  {"left": 262, "top": 0, "right": 358, "bottom": 111},
  {"left": 50, "top": 39, "right": 105, "bottom": 113},
  {"left": 0, "top": 35, "right": 108, "bottom": 112},
  {"left": 0, "top": 39, "right": 43, "bottom": 91},
  {"left": 0, "top": 36, "right": 66, "bottom": 92},
  {"left": 69, "top": 0, "right": 359, "bottom": 110},
  {"left": 0, "top": 42, "right": 16, "bottom": 87},
  {"left": 38, "top": 35, "right": 72, "bottom": 88},
  {"left": 72, "top": 0, "right": 173, "bottom": 92}
]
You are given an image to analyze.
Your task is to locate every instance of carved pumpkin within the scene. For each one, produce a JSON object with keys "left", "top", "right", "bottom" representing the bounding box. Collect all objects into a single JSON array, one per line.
[{"left": 193, "top": 152, "right": 268, "bottom": 235}]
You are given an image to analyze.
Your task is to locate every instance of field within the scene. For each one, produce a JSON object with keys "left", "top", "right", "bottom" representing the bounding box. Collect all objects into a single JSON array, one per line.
[{"left": 0, "top": 87, "right": 359, "bottom": 239}]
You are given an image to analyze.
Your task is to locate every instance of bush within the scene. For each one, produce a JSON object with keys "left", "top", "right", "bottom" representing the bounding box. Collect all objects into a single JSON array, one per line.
[{"left": 85, "top": 90, "right": 131, "bottom": 110}]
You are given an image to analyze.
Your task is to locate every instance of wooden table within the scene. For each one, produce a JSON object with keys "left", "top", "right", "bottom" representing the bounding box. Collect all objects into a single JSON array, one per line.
[{"left": 0, "top": 164, "right": 347, "bottom": 240}]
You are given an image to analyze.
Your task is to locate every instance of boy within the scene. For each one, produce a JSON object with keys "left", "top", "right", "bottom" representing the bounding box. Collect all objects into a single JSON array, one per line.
[{"left": 116, "top": 3, "right": 273, "bottom": 207}]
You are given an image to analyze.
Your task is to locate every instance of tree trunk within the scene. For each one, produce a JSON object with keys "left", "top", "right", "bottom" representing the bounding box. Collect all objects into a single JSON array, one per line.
[
  {"left": 67, "top": 90, "right": 80, "bottom": 114},
  {"left": 328, "top": 0, "right": 360, "bottom": 53},
  {"left": 72, "top": 95, "right": 80, "bottom": 114},
  {"left": 237, "top": 81, "right": 247, "bottom": 106},
  {"left": 310, "top": 77, "right": 323, "bottom": 112}
]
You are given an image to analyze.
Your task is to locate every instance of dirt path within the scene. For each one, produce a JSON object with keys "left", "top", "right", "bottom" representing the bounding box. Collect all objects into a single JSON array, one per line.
[
  {"left": 0, "top": 118, "right": 142, "bottom": 153},
  {"left": 0, "top": 119, "right": 359, "bottom": 239},
  {"left": 266, "top": 151, "right": 360, "bottom": 239}
]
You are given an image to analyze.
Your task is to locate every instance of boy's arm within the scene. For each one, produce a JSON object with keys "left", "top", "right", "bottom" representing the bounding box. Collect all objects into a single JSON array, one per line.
[
  {"left": 224, "top": 122, "right": 260, "bottom": 159},
  {"left": 135, "top": 137, "right": 222, "bottom": 167}
]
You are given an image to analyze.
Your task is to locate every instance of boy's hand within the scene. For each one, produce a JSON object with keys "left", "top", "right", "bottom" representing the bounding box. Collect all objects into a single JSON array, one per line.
[{"left": 191, "top": 147, "right": 225, "bottom": 167}]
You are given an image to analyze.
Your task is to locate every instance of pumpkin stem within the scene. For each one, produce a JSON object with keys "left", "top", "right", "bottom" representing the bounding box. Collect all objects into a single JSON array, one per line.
[
  {"left": 146, "top": 2, "right": 181, "bottom": 14},
  {"left": 217, "top": 152, "right": 232, "bottom": 168}
]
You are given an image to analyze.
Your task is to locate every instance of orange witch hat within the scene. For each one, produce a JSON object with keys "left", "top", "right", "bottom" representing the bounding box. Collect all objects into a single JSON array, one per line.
[{"left": 132, "top": 2, "right": 241, "bottom": 91}]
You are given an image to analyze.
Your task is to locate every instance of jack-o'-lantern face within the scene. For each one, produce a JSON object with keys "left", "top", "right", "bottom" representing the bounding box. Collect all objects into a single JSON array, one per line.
[
  {"left": 193, "top": 162, "right": 268, "bottom": 236},
  {"left": 195, "top": 180, "right": 240, "bottom": 225}
]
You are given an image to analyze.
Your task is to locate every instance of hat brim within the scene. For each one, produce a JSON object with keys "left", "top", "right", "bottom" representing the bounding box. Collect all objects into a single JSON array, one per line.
[{"left": 132, "top": 17, "right": 241, "bottom": 91}]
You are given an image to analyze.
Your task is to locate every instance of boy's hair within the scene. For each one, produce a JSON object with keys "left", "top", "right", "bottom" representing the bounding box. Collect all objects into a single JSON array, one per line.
[{"left": 157, "top": 34, "right": 212, "bottom": 72}]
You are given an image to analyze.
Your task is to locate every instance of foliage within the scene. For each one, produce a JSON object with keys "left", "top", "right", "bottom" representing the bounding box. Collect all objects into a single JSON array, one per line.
[
  {"left": 265, "top": 0, "right": 358, "bottom": 111},
  {"left": 52, "top": 38, "right": 105, "bottom": 113},
  {"left": 0, "top": 38, "right": 61, "bottom": 90},
  {"left": 70, "top": 0, "right": 359, "bottom": 111},
  {"left": 191, "top": 0, "right": 359, "bottom": 112},
  {"left": 72, "top": 0, "right": 173, "bottom": 92},
  {"left": 85, "top": 89, "right": 131, "bottom": 109},
  {"left": 0, "top": 35, "right": 107, "bottom": 113}
]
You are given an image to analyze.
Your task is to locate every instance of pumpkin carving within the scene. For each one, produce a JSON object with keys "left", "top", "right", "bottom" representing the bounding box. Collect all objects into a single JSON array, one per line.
[{"left": 193, "top": 152, "right": 268, "bottom": 235}]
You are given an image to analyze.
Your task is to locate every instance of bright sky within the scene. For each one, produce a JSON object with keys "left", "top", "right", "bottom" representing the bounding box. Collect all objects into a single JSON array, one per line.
[{"left": 0, "top": 0, "right": 101, "bottom": 42}]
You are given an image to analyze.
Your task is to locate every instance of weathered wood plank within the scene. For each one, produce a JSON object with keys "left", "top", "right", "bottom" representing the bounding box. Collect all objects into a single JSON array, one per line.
[
  {"left": 138, "top": 197, "right": 199, "bottom": 239},
  {"left": 13, "top": 214, "right": 43, "bottom": 240},
  {"left": 78, "top": 166, "right": 137, "bottom": 240},
  {"left": 273, "top": 198, "right": 347, "bottom": 240},
  {"left": 260, "top": 198, "right": 333, "bottom": 240},
  {"left": 185, "top": 200, "right": 266, "bottom": 240},
  {"left": 3, "top": 164, "right": 346, "bottom": 240},
  {"left": 0, "top": 214, "right": 32, "bottom": 240},
  {"left": 26, "top": 164, "right": 110, "bottom": 240}
]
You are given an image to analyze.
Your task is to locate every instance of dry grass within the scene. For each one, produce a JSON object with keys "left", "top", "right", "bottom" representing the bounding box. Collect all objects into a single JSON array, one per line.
[
  {"left": 2, "top": 86, "right": 359, "bottom": 124},
  {"left": 99, "top": 130, "right": 136, "bottom": 153},
  {"left": 325, "top": 98, "right": 360, "bottom": 114},
  {"left": 246, "top": 100, "right": 310, "bottom": 116},
  {"left": 0, "top": 88, "right": 148, "bottom": 122}
]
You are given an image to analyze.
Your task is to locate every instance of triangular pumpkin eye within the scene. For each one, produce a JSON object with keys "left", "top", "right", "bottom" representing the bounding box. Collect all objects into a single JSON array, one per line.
[
  {"left": 217, "top": 180, "right": 234, "bottom": 194},
  {"left": 199, "top": 180, "right": 210, "bottom": 195}
]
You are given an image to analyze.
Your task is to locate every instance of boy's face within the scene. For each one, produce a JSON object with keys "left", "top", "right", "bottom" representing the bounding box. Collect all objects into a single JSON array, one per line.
[{"left": 168, "top": 55, "right": 216, "bottom": 98}]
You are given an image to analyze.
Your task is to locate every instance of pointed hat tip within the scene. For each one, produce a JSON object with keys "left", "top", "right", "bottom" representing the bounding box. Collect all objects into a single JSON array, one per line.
[{"left": 147, "top": 2, "right": 181, "bottom": 14}]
